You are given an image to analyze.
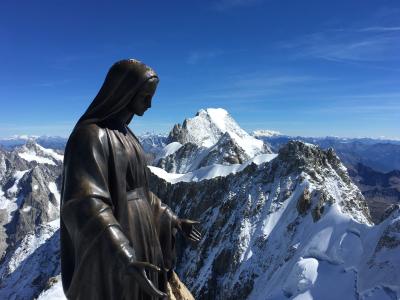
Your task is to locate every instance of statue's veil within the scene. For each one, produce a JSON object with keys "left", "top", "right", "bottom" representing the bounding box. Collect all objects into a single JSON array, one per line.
[{"left": 75, "top": 59, "right": 158, "bottom": 128}]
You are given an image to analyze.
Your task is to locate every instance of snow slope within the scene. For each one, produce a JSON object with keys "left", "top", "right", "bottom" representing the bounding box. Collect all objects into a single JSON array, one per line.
[
  {"left": 0, "top": 220, "right": 60, "bottom": 300},
  {"left": 150, "top": 141, "right": 400, "bottom": 300},
  {"left": 17, "top": 141, "right": 63, "bottom": 166},
  {"left": 150, "top": 153, "right": 277, "bottom": 184}
]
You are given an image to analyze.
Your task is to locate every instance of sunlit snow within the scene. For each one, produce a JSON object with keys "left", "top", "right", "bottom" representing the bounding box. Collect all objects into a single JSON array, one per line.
[
  {"left": 18, "top": 151, "right": 56, "bottom": 165},
  {"left": 17, "top": 142, "right": 63, "bottom": 165},
  {"left": 149, "top": 153, "right": 277, "bottom": 183}
]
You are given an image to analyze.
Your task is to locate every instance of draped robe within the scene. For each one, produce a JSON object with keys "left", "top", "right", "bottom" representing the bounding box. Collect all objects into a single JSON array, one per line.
[{"left": 60, "top": 121, "right": 177, "bottom": 300}]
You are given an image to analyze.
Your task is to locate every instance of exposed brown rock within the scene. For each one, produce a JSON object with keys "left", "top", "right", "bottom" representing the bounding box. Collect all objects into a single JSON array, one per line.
[
  {"left": 297, "top": 188, "right": 311, "bottom": 215},
  {"left": 167, "top": 272, "right": 195, "bottom": 300}
]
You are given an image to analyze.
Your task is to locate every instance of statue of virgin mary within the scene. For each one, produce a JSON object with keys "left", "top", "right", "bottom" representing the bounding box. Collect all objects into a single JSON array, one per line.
[{"left": 60, "top": 59, "right": 200, "bottom": 299}]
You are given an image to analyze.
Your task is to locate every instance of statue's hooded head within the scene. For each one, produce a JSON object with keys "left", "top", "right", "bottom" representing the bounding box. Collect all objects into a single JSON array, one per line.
[{"left": 76, "top": 59, "right": 158, "bottom": 127}]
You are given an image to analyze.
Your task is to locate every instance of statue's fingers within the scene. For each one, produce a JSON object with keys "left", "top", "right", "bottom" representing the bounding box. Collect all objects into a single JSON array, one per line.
[
  {"left": 187, "top": 219, "right": 200, "bottom": 225},
  {"left": 189, "top": 231, "right": 201, "bottom": 239},
  {"left": 189, "top": 237, "right": 201, "bottom": 242},
  {"left": 125, "top": 265, "right": 166, "bottom": 298},
  {"left": 190, "top": 230, "right": 201, "bottom": 240},
  {"left": 181, "top": 219, "right": 200, "bottom": 225},
  {"left": 193, "top": 228, "right": 202, "bottom": 236},
  {"left": 191, "top": 227, "right": 201, "bottom": 236},
  {"left": 138, "top": 269, "right": 167, "bottom": 298},
  {"left": 132, "top": 261, "right": 162, "bottom": 272},
  {"left": 188, "top": 234, "right": 201, "bottom": 242}
]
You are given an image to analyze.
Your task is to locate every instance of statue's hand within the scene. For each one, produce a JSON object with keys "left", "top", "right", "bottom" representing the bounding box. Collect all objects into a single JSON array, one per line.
[
  {"left": 126, "top": 261, "right": 167, "bottom": 298},
  {"left": 177, "top": 219, "right": 202, "bottom": 242}
]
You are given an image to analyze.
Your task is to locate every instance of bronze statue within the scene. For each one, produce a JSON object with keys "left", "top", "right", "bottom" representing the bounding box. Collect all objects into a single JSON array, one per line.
[{"left": 60, "top": 59, "right": 201, "bottom": 299}]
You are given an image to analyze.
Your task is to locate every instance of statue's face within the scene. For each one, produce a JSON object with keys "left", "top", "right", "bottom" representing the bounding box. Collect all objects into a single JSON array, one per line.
[{"left": 128, "top": 78, "right": 158, "bottom": 116}]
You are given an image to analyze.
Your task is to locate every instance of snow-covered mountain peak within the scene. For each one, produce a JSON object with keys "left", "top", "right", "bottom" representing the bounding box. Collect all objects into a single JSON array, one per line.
[
  {"left": 161, "top": 108, "right": 272, "bottom": 172},
  {"left": 169, "top": 108, "right": 261, "bottom": 149},
  {"left": 195, "top": 108, "right": 236, "bottom": 135},
  {"left": 16, "top": 141, "right": 63, "bottom": 166}
]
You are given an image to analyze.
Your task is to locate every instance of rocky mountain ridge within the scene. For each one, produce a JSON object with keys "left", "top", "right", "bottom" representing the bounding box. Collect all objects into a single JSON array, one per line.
[
  {"left": 254, "top": 133, "right": 400, "bottom": 173},
  {"left": 0, "top": 142, "right": 62, "bottom": 299},
  {"left": 150, "top": 141, "right": 399, "bottom": 300},
  {"left": 0, "top": 142, "right": 62, "bottom": 259}
]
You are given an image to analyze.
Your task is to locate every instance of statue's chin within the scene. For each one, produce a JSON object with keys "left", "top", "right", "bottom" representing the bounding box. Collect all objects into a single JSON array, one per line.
[{"left": 138, "top": 108, "right": 150, "bottom": 116}]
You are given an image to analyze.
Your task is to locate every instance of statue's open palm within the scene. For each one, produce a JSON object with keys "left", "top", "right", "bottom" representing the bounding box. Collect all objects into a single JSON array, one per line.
[{"left": 178, "top": 219, "right": 202, "bottom": 242}]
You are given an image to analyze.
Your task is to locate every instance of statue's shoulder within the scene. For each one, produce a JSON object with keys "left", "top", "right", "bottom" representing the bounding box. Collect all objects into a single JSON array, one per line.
[{"left": 67, "top": 123, "right": 108, "bottom": 149}]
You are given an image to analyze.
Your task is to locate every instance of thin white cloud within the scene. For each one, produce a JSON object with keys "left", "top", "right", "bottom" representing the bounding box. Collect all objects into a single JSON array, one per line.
[
  {"left": 32, "top": 79, "right": 72, "bottom": 88},
  {"left": 180, "top": 72, "right": 332, "bottom": 104},
  {"left": 342, "top": 92, "right": 400, "bottom": 100},
  {"left": 279, "top": 27, "right": 400, "bottom": 63},
  {"left": 51, "top": 53, "right": 105, "bottom": 70},
  {"left": 358, "top": 26, "right": 400, "bottom": 32},
  {"left": 307, "top": 104, "right": 400, "bottom": 114},
  {"left": 186, "top": 50, "right": 224, "bottom": 64},
  {"left": 0, "top": 79, "right": 73, "bottom": 90}
]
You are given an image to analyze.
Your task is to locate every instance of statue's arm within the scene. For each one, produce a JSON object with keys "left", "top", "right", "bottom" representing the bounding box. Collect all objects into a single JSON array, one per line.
[{"left": 149, "top": 192, "right": 201, "bottom": 242}]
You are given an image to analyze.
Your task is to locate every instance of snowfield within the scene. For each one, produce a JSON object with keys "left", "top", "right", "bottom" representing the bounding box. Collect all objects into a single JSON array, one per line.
[
  {"left": 17, "top": 142, "right": 63, "bottom": 165},
  {"left": 149, "top": 153, "right": 277, "bottom": 183}
]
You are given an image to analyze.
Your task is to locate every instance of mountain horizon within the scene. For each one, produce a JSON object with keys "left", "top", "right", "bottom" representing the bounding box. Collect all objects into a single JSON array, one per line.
[{"left": 1, "top": 107, "right": 400, "bottom": 142}]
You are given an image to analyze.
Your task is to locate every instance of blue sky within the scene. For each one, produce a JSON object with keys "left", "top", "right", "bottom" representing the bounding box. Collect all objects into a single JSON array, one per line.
[{"left": 0, "top": 0, "right": 399, "bottom": 138}]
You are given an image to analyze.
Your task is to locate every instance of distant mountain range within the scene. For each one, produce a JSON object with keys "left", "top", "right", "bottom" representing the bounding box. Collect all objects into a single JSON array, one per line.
[
  {"left": 252, "top": 133, "right": 400, "bottom": 173},
  {"left": 1, "top": 123, "right": 399, "bottom": 223},
  {"left": 1, "top": 120, "right": 399, "bottom": 222},
  {"left": 348, "top": 163, "right": 400, "bottom": 223},
  {"left": 0, "top": 108, "right": 399, "bottom": 299},
  {"left": 2, "top": 128, "right": 399, "bottom": 173},
  {"left": 0, "top": 136, "right": 67, "bottom": 151}
]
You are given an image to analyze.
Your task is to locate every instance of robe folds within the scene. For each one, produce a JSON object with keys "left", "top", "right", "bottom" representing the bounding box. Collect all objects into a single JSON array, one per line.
[{"left": 60, "top": 122, "right": 177, "bottom": 300}]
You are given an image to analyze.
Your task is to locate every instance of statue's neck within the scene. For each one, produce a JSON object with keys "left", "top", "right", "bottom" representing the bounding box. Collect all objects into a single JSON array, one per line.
[{"left": 110, "top": 109, "right": 134, "bottom": 125}]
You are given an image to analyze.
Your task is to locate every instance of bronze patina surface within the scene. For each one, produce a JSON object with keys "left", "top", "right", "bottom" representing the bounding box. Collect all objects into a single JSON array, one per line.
[{"left": 60, "top": 59, "right": 200, "bottom": 299}]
